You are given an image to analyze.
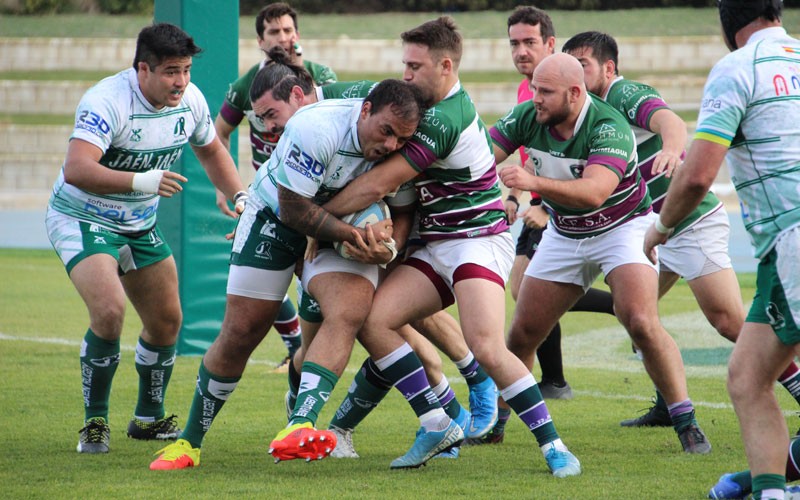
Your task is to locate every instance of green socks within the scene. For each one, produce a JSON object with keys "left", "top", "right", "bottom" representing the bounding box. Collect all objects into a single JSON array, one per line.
[{"left": 80, "top": 329, "right": 120, "bottom": 421}]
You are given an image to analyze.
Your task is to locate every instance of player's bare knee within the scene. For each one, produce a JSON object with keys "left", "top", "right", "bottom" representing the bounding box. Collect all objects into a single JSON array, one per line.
[
  {"left": 726, "top": 364, "right": 751, "bottom": 403},
  {"left": 152, "top": 311, "right": 182, "bottom": 341},
  {"left": 88, "top": 302, "right": 126, "bottom": 337},
  {"left": 710, "top": 313, "right": 742, "bottom": 342},
  {"left": 219, "top": 317, "right": 268, "bottom": 351},
  {"left": 621, "top": 311, "right": 661, "bottom": 343},
  {"left": 507, "top": 320, "right": 546, "bottom": 354},
  {"left": 470, "top": 342, "right": 504, "bottom": 372}
]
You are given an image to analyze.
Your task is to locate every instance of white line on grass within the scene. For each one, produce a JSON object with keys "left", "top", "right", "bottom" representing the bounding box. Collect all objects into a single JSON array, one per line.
[{"left": 5, "top": 314, "right": 796, "bottom": 417}]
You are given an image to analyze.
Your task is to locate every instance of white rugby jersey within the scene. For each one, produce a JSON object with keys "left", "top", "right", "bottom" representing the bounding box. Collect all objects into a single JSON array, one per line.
[
  {"left": 49, "top": 68, "right": 215, "bottom": 233},
  {"left": 252, "top": 99, "right": 377, "bottom": 219},
  {"left": 695, "top": 27, "right": 800, "bottom": 258}
]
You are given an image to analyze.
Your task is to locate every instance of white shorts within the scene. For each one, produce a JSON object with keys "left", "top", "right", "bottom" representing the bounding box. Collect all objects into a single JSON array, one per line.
[
  {"left": 408, "top": 232, "right": 514, "bottom": 291},
  {"left": 659, "top": 207, "right": 732, "bottom": 281},
  {"left": 300, "top": 248, "right": 380, "bottom": 291},
  {"left": 527, "top": 213, "right": 658, "bottom": 290},
  {"left": 226, "top": 264, "right": 295, "bottom": 301}
]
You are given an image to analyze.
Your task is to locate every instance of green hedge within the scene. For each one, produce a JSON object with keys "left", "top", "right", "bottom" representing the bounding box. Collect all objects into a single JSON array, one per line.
[
  {"left": 8, "top": 0, "right": 152, "bottom": 14},
  {"left": 10, "top": 0, "right": 799, "bottom": 16},
  {"left": 240, "top": 0, "right": 796, "bottom": 14},
  {"left": 95, "top": 0, "right": 152, "bottom": 15}
]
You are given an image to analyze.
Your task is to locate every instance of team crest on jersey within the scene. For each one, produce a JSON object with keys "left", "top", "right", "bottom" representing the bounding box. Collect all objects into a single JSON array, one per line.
[
  {"left": 174, "top": 117, "right": 186, "bottom": 137},
  {"left": 131, "top": 129, "right": 142, "bottom": 142},
  {"left": 570, "top": 164, "right": 585, "bottom": 178}
]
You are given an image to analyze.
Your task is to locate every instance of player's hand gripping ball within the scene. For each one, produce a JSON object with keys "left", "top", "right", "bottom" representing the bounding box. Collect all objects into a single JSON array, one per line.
[{"left": 334, "top": 200, "right": 391, "bottom": 259}]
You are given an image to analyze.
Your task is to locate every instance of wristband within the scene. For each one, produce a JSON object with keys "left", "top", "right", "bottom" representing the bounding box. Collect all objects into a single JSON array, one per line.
[
  {"left": 506, "top": 195, "right": 519, "bottom": 207},
  {"left": 654, "top": 217, "right": 674, "bottom": 236},
  {"left": 233, "top": 190, "right": 249, "bottom": 213},
  {"left": 379, "top": 238, "right": 399, "bottom": 269},
  {"left": 131, "top": 170, "right": 165, "bottom": 194}
]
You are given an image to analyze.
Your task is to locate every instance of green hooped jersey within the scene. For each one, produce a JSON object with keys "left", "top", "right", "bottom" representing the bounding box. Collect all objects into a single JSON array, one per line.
[
  {"left": 603, "top": 76, "right": 721, "bottom": 237},
  {"left": 320, "top": 80, "right": 508, "bottom": 240},
  {"left": 491, "top": 95, "right": 651, "bottom": 239},
  {"left": 219, "top": 59, "right": 337, "bottom": 170},
  {"left": 48, "top": 68, "right": 215, "bottom": 233},
  {"left": 694, "top": 27, "right": 800, "bottom": 258}
]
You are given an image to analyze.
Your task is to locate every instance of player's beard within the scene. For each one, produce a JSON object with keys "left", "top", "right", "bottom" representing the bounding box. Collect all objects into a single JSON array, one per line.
[{"left": 535, "top": 95, "right": 570, "bottom": 127}]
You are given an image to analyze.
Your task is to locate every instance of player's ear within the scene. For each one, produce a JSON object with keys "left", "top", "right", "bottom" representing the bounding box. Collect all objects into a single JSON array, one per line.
[
  {"left": 605, "top": 59, "right": 616, "bottom": 78},
  {"left": 360, "top": 100, "right": 373, "bottom": 118},
  {"left": 290, "top": 85, "right": 304, "bottom": 105},
  {"left": 440, "top": 57, "right": 453, "bottom": 75},
  {"left": 569, "top": 84, "right": 582, "bottom": 103}
]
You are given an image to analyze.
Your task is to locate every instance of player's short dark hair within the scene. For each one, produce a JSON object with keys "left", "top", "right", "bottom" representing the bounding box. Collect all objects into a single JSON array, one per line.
[
  {"left": 249, "top": 46, "right": 314, "bottom": 103},
  {"left": 256, "top": 2, "right": 298, "bottom": 39},
  {"left": 364, "top": 79, "right": 428, "bottom": 125},
  {"left": 401, "top": 16, "right": 462, "bottom": 68},
  {"left": 562, "top": 31, "right": 619, "bottom": 75},
  {"left": 133, "top": 23, "right": 202, "bottom": 70},
  {"left": 507, "top": 5, "right": 555, "bottom": 40}
]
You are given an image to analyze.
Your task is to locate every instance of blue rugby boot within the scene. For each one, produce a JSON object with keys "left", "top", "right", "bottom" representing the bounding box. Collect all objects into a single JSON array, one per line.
[
  {"left": 390, "top": 419, "right": 464, "bottom": 469},
  {"left": 467, "top": 377, "right": 498, "bottom": 439},
  {"left": 543, "top": 443, "right": 581, "bottom": 478},
  {"left": 708, "top": 473, "right": 747, "bottom": 499}
]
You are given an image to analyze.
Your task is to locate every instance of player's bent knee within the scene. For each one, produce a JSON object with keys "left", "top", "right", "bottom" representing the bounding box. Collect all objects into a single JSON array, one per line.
[
  {"left": 89, "top": 304, "right": 126, "bottom": 337},
  {"left": 469, "top": 338, "right": 507, "bottom": 371},
  {"left": 709, "top": 313, "right": 742, "bottom": 342},
  {"left": 621, "top": 312, "right": 661, "bottom": 341}
]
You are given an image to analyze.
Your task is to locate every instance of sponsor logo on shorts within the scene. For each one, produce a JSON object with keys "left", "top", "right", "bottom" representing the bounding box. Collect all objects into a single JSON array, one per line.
[
  {"left": 255, "top": 241, "right": 272, "bottom": 259},
  {"left": 767, "top": 302, "right": 786, "bottom": 330},
  {"left": 148, "top": 231, "right": 163, "bottom": 247},
  {"left": 260, "top": 221, "right": 277, "bottom": 239}
]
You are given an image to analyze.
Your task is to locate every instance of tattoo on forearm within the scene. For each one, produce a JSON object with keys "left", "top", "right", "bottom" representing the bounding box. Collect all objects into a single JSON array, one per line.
[{"left": 279, "top": 186, "right": 346, "bottom": 242}]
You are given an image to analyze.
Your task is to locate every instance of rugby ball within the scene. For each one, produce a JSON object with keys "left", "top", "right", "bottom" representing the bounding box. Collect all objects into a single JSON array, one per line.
[{"left": 334, "top": 200, "right": 391, "bottom": 259}]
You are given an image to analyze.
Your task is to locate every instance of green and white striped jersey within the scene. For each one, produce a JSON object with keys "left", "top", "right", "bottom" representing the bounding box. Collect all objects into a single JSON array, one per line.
[
  {"left": 695, "top": 27, "right": 800, "bottom": 258},
  {"left": 48, "top": 68, "right": 215, "bottom": 233}
]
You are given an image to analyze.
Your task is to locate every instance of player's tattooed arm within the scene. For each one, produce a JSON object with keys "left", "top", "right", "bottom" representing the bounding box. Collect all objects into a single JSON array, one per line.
[{"left": 278, "top": 185, "right": 356, "bottom": 243}]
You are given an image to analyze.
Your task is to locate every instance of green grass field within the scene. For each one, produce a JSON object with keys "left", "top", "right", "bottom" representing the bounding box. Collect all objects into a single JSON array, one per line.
[{"left": 0, "top": 248, "right": 792, "bottom": 499}]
